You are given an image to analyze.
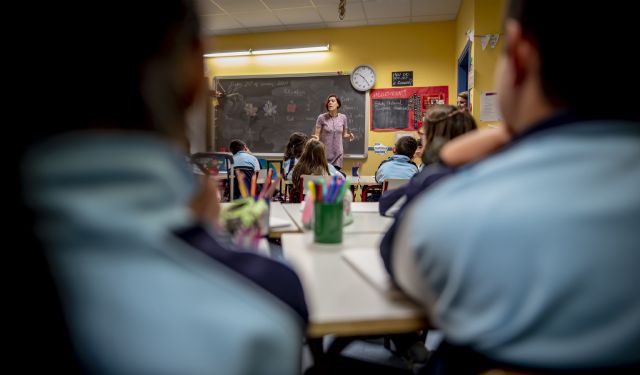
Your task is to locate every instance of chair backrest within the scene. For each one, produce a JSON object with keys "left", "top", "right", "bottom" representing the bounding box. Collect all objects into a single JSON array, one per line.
[
  {"left": 191, "top": 152, "right": 233, "bottom": 175},
  {"left": 233, "top": 166, "right": 255, "bottom": 200},
  {"left": 299, "top": 174, "right": 323, "bottom": 202},
  {"left": 382, "top": 178, "right": 409, "bottom": 192},
  {"left": 191, "top": 152, "right": 235, "bottom": 201},
  {"left": 256, "top": 169, "right": 268, "bottom": 185}
]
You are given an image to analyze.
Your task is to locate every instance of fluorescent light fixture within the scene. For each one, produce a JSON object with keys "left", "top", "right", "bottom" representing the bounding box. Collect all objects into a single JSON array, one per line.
[
  {"left": 203, "top": 44, "right": 330, "bottom": 58},
  {"left": 251, "top": 44, "right": 330, "bottom": 55},
  {"left": 203, "top": 50, "right": 251, "bottom": 58}
]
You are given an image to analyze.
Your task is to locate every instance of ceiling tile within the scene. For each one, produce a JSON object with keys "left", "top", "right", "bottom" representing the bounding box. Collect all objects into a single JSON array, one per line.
[
  {"left": 286, "top": 22, "right": 327, "bottom": 31},
  {"left": 212, "top": 0, "right": 267, "bottom": 13},
  {"left": 202, "top": 14, "right": 246, "bottom": 30},
  {"left": 412, "top": 0, "right": 461, "bottom": 16},
  {"left": 197, "top": 0, "right": 224, "bottom": 15},
  {"left": 263, "top": 0, "right": 314, "bottom": 10},
  {"left": 325, "top": 20, "right": 367, "bottom": 28},
  {"left": 312, "top": 0, "right": 342, "bottom": 5},
  {"left": 363, "top": 0, "right": 410, "bottom": 19},
  {"left": 367, "top": 17, "right": 411, "bottom": 26},
  {"left": 247, "top": 25, "right": 289, "bottom": 33},
  {"left": 274, "top": 7, "right": 323, "bottom": 24},
  {"left": 233, "top": 12, "right": 283, "bottom": 27},
  {"left": 317, "top": 3, "right": 365, "bottom": 22}
]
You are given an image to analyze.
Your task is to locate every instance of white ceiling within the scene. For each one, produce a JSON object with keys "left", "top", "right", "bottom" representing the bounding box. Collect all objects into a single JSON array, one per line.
[{"left": 197, "top": 0, "right": 462, "bottom": 36}]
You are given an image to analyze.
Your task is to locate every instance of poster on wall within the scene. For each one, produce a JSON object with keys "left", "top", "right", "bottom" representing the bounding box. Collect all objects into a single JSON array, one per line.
[{"left": 370, "top": 86, "right": 448, "bottom": 131}]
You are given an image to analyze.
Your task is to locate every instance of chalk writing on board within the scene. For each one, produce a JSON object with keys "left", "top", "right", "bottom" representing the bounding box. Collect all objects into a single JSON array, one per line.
[{"left": 215, "top": 74, "right": 366, "bottom": 157}]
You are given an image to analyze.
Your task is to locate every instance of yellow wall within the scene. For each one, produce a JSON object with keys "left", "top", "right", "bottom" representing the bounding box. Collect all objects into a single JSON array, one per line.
[
  {"left": 473, "top": 0, "right": 506, "bottom": 127},
  {"left": 454, "top": 0, "right": 505, "bottom": 128},
  {"left": 204, "top": 22, "right": 456, "bottom": 176}
]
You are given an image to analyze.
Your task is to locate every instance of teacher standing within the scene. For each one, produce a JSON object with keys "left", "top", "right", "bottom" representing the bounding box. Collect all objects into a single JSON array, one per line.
[{"left": 312, "top": 94, "right": 354, "bottom": 170}]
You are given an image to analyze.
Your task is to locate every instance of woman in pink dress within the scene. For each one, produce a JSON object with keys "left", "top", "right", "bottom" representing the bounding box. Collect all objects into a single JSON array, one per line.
[{"left": 312, "top": 94, "right": 354, "bottom": 171}]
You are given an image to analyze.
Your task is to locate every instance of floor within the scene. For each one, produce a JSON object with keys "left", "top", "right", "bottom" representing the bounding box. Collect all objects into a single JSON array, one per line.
[{"left": 301, "top": 331, "right": 444, "bottom": 374}]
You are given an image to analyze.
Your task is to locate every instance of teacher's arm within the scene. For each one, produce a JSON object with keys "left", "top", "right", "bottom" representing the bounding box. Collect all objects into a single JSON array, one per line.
[
  {"left": 341, "top": 118, "right": 354, "bottom": 141},
  {"left": 311, "top": 127, "right": 321, "bottom": 140}
]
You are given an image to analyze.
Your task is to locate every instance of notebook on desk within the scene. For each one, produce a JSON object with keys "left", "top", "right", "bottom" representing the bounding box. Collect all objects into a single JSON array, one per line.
[
  {"left": 341, "top": 248, "right": 403, "bottom": 298},
  {"left": 269, "top": 216, "right": 291, "bottom": 228}
]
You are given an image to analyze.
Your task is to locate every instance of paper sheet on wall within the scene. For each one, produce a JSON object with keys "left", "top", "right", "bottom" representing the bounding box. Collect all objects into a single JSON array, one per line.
[{"left": 480, "top": 91, "right": 502, "bottom": 122}]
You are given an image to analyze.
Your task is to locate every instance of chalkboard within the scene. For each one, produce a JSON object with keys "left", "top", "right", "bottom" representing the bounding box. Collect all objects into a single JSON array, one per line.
[
  {"left": 371, "top": 99, "right": 409, "bottom": 129},
  {"left": 214, "top": 74, "right": 367, "bottom": 158},
  {"left": 392, "top": 71, "right": 413, "bottom": 86}
]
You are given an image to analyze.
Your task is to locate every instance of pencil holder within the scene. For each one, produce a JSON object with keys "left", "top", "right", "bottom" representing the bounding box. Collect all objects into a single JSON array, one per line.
[{"left": 313, "top": 201, "right": 343, "bottom": 244}]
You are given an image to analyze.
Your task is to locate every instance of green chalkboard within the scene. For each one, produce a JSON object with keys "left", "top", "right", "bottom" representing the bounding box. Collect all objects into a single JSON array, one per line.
[{"left": 214, "top": 74, "right": 367, "bottom": 158}]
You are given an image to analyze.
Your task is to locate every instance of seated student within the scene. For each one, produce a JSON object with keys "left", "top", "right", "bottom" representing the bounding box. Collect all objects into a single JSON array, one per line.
[
  {"left": 283, "top": 131, "right": 308, "bottom": 181},
  {"left": 230, "top": 139, "right": 260, "bottom": 171},
  {"left": 386, "top": 0, "right": 640, "bottom": 373},
  {"left": 414, "top": 137, "right": 424, "bottom": 171},
  {"left": 20, "top": 1, "right": 308, "bottom": 374},
  {"left": 375, "top": 136, "right": 419, "bottom": 183},
  {"left": 291, "top": 138, "right": 343, "bottom": 203},
  {"left": 379, "top": 105, "right": 478, "bottom": 217}
]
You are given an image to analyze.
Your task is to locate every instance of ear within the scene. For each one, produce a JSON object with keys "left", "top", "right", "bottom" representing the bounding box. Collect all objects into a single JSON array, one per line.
[{"left": 504, "top": 20, "right": 539, "bottom": 87}]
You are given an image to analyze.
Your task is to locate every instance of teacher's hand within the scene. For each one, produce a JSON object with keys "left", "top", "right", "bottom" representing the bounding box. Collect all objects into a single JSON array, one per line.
[
  {"left": 344, "top": 132, "right": 355, "bottom": 141},
  {"left": 310, "top": 134, "right": 319, "bottom": 140}
]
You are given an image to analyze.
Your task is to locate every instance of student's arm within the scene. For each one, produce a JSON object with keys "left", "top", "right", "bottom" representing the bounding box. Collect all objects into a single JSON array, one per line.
[{"left": 440, "top": 125, "right": 512, "bottom": 166}]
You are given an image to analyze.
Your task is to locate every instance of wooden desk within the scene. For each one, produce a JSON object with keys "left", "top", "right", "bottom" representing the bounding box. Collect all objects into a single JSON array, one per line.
[
  {"left": 281, "top": 203, "right": 393, "bottom": 234},
  {"left": 281, "top": 232, "right": 428, "bottom": 338}
]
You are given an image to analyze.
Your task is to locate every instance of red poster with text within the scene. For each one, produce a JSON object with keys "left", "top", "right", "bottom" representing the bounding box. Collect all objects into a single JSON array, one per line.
[{"left": 370, "top": 86, "right": 448, "bottom": 131}]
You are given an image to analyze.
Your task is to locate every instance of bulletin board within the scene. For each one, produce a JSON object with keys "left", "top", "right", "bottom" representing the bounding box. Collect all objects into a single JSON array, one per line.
[{"left": 370, "top": 86, "right": 448, "bottom": 131}]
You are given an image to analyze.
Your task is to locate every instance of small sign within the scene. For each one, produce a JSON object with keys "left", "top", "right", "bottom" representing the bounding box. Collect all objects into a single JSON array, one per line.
[
  {"left": 373, "top": 143, "right": 389, "bottom": 154},
  {"left": 392, "top": 71, "right": 413, "bottom": 87}
]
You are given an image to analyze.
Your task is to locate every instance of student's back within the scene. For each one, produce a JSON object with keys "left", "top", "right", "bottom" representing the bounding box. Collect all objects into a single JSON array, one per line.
[
  {"left": 388, "top": 0, "right": 640, "bottom": 372},
  {"left": 20, "top": 1, "right": 307, "bottom": 373},
  {"left": 375, "top": 136, "right": 419, "bottom": 183}
]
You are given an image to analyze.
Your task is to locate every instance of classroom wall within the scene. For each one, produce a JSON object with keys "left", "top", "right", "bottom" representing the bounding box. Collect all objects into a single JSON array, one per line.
[
  {"left": 473, "top": 0, "right": 506, "bottom": 127},
  {"left": 204, "top": 22, "right": 456, "bottom": 176},
  {"left": 455, "top": 0, "right": 506, "bottom": 128}
]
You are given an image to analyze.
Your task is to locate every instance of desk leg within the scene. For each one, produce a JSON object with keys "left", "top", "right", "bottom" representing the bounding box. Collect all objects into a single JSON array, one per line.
[{"left": 307, "top": 337, "right": 325, "bottom": 367}]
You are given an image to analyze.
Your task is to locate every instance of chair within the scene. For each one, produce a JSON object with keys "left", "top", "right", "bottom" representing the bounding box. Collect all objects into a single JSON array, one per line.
[
  {"left": 256, "top": 169, "right": 268, "bottom": 185},
  {"left": 298, "top": 174, "right": 323, "bottom": 203},
  {"left": 191, "top": 152, "right": 234, "bottom": 201},
  {"left": 382, "top": 178, "right": 410, "bottom": 192},
  {"left": 232, "top": 166, "right": 256, "bottom": 200}
]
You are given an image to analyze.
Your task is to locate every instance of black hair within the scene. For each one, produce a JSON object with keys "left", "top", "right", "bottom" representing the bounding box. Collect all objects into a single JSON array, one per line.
[
  {"left": 395, "top": 136, "right": 418, "bottom": 158},
  {"left": 230, "top": 139, "right": 247, "bottom": 154}
]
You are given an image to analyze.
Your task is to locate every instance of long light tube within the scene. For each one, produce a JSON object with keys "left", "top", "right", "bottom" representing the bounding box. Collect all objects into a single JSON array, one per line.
[{"left": 204, "top": 44, "right": 329, "bottom": 58}]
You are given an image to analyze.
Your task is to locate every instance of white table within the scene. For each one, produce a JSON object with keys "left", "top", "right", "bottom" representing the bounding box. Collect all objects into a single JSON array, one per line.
[
  {"left": 281, "top": 203, "right": 393, "bottom": 234},
  {"left": 281, "top": 232, "right": 428, "bottom": 338}
]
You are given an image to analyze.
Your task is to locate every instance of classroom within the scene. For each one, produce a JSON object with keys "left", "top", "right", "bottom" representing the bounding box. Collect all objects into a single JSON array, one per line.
[
  {"left": 193, "top": 0, "right": 505, "bottom": 180},
  {"left": 17, "top": 0, "right": 639, "bottom": 374}
]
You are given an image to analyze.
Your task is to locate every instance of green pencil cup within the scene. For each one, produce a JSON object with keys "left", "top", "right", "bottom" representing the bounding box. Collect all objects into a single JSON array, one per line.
[{"left": 313, "top": 201, "right": 343, "bottom": 244}]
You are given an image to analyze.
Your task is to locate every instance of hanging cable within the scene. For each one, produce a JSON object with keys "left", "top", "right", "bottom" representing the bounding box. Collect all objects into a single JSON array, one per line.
[{"left": 338, "top": 0, "right": 346, "bottom": 20}]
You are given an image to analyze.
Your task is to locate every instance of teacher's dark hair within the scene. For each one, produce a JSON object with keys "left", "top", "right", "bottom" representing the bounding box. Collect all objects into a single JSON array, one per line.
[{"left": 324, "top": 94, "right": 342, "bottom": 111}]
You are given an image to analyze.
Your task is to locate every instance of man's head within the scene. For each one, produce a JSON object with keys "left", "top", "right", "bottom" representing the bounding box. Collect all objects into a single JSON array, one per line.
[
  {"left": 457, "top": 92, "right": 468, "bottom": 111},
  {"left": 496, "top": 0, "right": 634, "bottom": 133},
  {"left": 230, "top": 140, "right": 247, "bottom": 154},
  {"left": 394, "top": 136, "right": 418, "bottom": 158}
]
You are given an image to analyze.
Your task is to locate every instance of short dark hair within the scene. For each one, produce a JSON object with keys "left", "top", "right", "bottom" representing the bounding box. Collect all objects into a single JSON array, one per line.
[
  {"left": 395, "top": 136, "right": 418, "bottom": 158},
  {"left": 229, "top": 139, "right": 246, "bottom": 154},
  {"left": 324, "top": 94, "right": 342, "bottom": 111},
  {"left": 506, "top": 0, "right": 634, "bottom": 120}
]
